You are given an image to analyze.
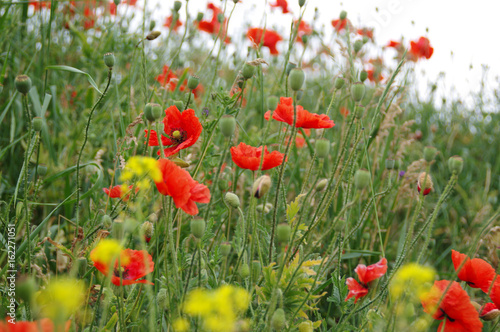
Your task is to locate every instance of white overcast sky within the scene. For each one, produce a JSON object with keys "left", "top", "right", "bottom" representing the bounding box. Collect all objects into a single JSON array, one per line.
[{"left": 147, "top": 0, "right": 500, "bottom": 109}]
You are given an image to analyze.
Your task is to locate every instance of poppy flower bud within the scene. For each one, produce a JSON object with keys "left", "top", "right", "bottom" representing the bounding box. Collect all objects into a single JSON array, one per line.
[
  {"left": 354, "top": 169, "right": 371, "bottom": 189},
  {"left": 218, "top": 179, "right": 228, "bottom": 191},
  {"left": 286, "top": 62, "right": 297, "bottom": 75},
  {"left": 219, "top": 115, "right": 236, "bottom": 137},
  {"left": 315, "top": 178, "right": 328, "bottom": 191},
  {"left": 187, "top": 75, "right": 200, "bottom": 90},
  {"left": 173, "top": 100, "right": 184, "bottom": 110},
  {"left": 301, "top": 34, "right": 309, "bottom": 44},
  {"left": 251, "top": 260, "right": 261, "bottom": 280},
  {"left": 334, "top": 77, "right": 345, "bottom": 89},
  {"left": 149, "top": 20, "right": 156, "bottom": 31},
  {"left": 114, "top": 0, "right": 120, "bottom": 5},
  {"left": 353, "top": 40, "right": 363, "bottom": 53},
  {"left": 36, "top": 164, "right": 48, "bottom": 177},
  {"left": 315, "top": 138, "right": 330, "bottom": 159},
  {"left": 220, "top": 242, "right": 231, "bottom": 256},
  {"left": 385, "top": 159, "right": 395, "bottom": 170},
  {"left": 360, "top": 70, "right": 368, "bottom": 82},
  {"left": 417, "top": 172, "right": 433, "bottom": 195},
  {"left": 268, "top": 96, "right": 279, "bottom": 111},
  {"left": 242, "top": 62, "right": 255, "bottom": 79},
  {"left": 277, "top": 223, "right": 291, "bottom": 243},
  {"left": 448, "top": 156, "right": 463, "bottom": 175},
  {"left": 340, "top": 10, "right": 347, "bottom": 20},
  {"left": 253, "top": 175, "right": 272, "bottom": 198},
  {"left": 289, "top": 68, "right": 305, "bottom": 91},
  {"left": 103, "top": 52, "right": 115, "bottom": 68},
  {"left": 15, "top": 75, "right": 32, "bottom": 95},
  {"left": 173, "top": 1, "right": 182, "bottom": 11},
  {"left": 32, "top": 117, "right": 43, "bottom": 132},
  {"left": 190, "top": 218, "right": 206, "bottom": 239},
  {"left": 271, "top": 308, "right": 286, "bottom": 331},
  {"left": 480, "top": 304, "right": 500, "bottom": 321},
  {"left": 239, "top": 263, "right": 250, "bottom": 278},
  {"left": 299, "top": 0, "right": 306, "bottom": 7},
  {"left": 225, "top": 192, "right": 240, "bottom": 208},
  {"left": 144, "top": 103, "right": 162, "bottom": 122},
  {"left": 298, "top": 321, "right": 313, "bottom": 332},
  {"left": 196, "top": 12, "right": 204, "bottom": 21},
  {"left": 423, "top": 146, "right": 437, "bottom": 162},
  {"left": 101, "top": 214, "right": 112, "bottom": 228},
  {"left": 141, "top": 221, "right": 154, "bottom": 243},
  {"left": 146, "top": 31, "right": 161, "bottom": 41},
  {"left": 157, "top": 288, "right": 169, "bottom": 310},
  {"left": 351, "top": 82, "right": 366, "bottom": 102},
  {"left": 217, "top": 13, "right": 224, "bottom": 23}
]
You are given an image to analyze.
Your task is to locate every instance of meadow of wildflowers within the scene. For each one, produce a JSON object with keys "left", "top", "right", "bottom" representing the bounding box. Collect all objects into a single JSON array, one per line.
[{"left": 0, "top": 0, "right": 499, "bottom": 331}]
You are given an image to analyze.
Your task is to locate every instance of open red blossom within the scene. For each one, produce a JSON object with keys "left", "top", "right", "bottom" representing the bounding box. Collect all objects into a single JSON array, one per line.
[
  {"left": 480, "top": 303, "right": 499, "bottom": 319},
  {"left": 386, "top": 40, "right": 402, "bottom": 49},
  {"left": 156, "top": 65, "right": 178, "bottom": 89},
  {"left": 92, "top": 249, "right": 154, "bottom": 286},
  {"left": 103, "top": 185, "right": 138, "bottom": 201},
  {"left": 197, "top": 3, "right": 230, "bottom": 43},
  {"left": 264, "top": 97, "right": 335, "bottom": 129},
  {"left": 421, "top": 280, "right": 482, "bottom": 332},
  {"left": 345, "top": 258, "right": 387, "bottom": 303},
  {"left": 155, "top": 159, "right": 210, "bottom": 215},
  {"left": 367, "top": 69, "right": 384, "bottom": 83},
  {"left": 451, "top": 250, "right": 497, "bottom": 293},
  {"left": 357, "top": 28, "right": 374, "bottom": 40},
  {"left": 247, "top": 28, "right": 282, "bottom": 55},
  {"left": 164, "top": 15, "right": 182, "bottom": 31},
  {"left": 29, "top": 1, "right": 51, "bottom": 11},
  {"left": 109, "top": 2, "right": 117, "bottom": 15},
  {"left": 83, "top": 7, "right": 95, "bottom": 30},
  {"left": 345, "top": 278, "right": 369, "bottom": 303},
  {"left": 144, "top": 106, "right": 202, "bottom": 157},
  {"left": 296, "top": 20, "right": 313, "bottom": 43},
  {"left": 340, "top": 107, "right": 349, "bottom": 117},
  {"left": 1, "top": 318, "right": 71, "bottom": 332},
  {"left": 230, "top": 142, "right": 284, "bottom": 171},
  {"left": 409, "top": 37, "right": 434, "bottom": 60},
  {"left": 331, "top": 18, "right": 349, "bottom": 32},
  {"left": 270, "top": 0, "right": 290, "bottom": 14}
]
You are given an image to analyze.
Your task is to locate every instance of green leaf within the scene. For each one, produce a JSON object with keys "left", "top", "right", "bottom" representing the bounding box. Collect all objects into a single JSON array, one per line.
[
  {"left": 287, "top": 193, "right": 306, "bottom": 225},
  {"left": 45, "top": 65, "right": 102, "bottom": 94}
]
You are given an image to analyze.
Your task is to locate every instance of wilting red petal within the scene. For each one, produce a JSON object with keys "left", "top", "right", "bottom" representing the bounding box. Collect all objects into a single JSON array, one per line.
[
  {"left": 451, "top": 250, "right": 497, "bottom": 292},
  {"left": 269, "top": 97, "right": 335, "bottom": 129},
  {"left": 355, "top": 258, "right": 388, "bottom": 285},
  {"left": 230, "top": 142, "right": 284, "bottom": 171},
  {"left": 345, "top": 278, "right": 368, "bottom": 303}
]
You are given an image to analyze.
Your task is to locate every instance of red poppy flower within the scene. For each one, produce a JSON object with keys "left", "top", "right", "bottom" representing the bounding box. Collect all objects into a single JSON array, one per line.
[
  {"left": 92, "top": 248, "right": 154, "bottom": 286},
  {"left": 122, "top": 0, "right": 137, "bottom": 5},
  {"left": 230, "top": 142, "right": 284, "bottom": 171},
  {"left": 164, "top": 15, "right": 182, "bottom": 31},
  {"left": 156, "top": 65, "right": 178, "bottom": 90},
  {"left": 270, "top": 0, "right": 290, "bottom": 14},
  {"left": 29, "top": 1, "right": 50, "bottom": 11},
  {"left": 1, "top": 318, "right": 71, "bottom": 332},
  {"left": 83, "top": 7, "right": 95, "bottom": 30},
  {"left": 357, "top": 28, "right": 374, "bottom": 40},
  {"left": 247, "top": 28, "right": 283, "bottom": 55},
  {"left": 386, "top": 40, "right": 402, "bottom": 49},
  {"left": 155, "top": 159, "right": 210, "bottom": 215},
  {"left": 367, "top": 69, "right": 384, "bottom": 83},
  {"left": 197, "top": 3, "right": 230, "bottom": 43},
  {"left": 480, "top": 303, "right": 500, "bottom": 320},
  {"left": 284, "top": 128, "right": 310, "bottom": 148},
  {"left": 144, "top": 106, "right": 202, "bottom": 157},
  {"left": 296, "top": 20, "right": 312, "bottom": 43},
  {"left": 340, "top": 107, "right": 349, "bottom": 117},
  {"left": 331, "top": 18, "right": 349, "bottom": 32},
  {"left": 345, "top": 258, "right": 387, "bottom": 303},
  {"left": 103, "top": 185, "right": 138, "bottom": 201},
  {"left": 409, "top": 37, "right": 434, "bottom": 60},
  {"left": 421, "top": 280, "right": 483, "bottom": 332},
  {"left": 264, "top": 97, "right": 335, "bottom": 129},
  {"left": 109, "top": 2, "right": 117, "bottom": 15},
  {"left": 451, "top": 250, "right": 497, "bottom": 293}
]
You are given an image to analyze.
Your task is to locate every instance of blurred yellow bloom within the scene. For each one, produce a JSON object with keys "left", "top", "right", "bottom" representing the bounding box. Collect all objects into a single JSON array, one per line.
[
  {"left": 120, "top": 156, "right": 162, "bottom": 189},
  {"left": 390, "top": 263, "right": 435, "bottom": 300},
  {"left": 37, "top": 278, "right": 85, "bottom": 322},
  {"left": 90, "top": 239, "right": 129, "bottom": 266},
  {"left": 173, "top": 318, "right": 190, "bottom": 332}
]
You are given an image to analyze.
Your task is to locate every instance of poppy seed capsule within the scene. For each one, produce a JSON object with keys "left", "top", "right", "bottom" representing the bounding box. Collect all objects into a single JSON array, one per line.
[
  {"left": 219, "top": 115, "right": 236, "bottom": 137},
  {"left": 141, "top": 221, "right": 154, "bottom": 243},
  {"left": 301, "top": 34, "right": 309, "bottom": 44},
  {"left": 448, "top": 156, "right": 464, "bottom": 175},
  {"left": 385, "top": 159, "right": 395, "bottom": 170},
  {"left": 417, "top": 172, "right": 433, "bottom": 195},
  {"left": 32, "top": 117, "right": 43, "bottom": 132},
  {"left": 225, "top": 192, "right": 240, "bottom": 209},
  {"left": 242, "top": 63, "right": 255, "bottom": 79},
  {"left": 173, "top": 100, "right": 184, "bottom": 110},
  {"left": 315, "top": 178, "right": 328, "bottom": 191},
  {"left": 339, "top": 10, "right": 347, "bottom": 20},
  {"left": 277, "top": 223, "right": 291, "bottom": 243},
  {"left": 271, "top": 308, "right": 286, "bottom": 331},
  {"left": 286, "top": 62, "right": 297, "bottom": 75},
  {"left": 187, "top": 75, "right": 199, "bottom": 90},
  {"left": 252, "top": 175, "right": 272, "bottom": 198},
  {"left": 146, "top": 31, "right": 161, "bottom": 41},
  {"left": 15, "top": 75, "right": 32, "bottom": 95},
  {"left": 353, "top": 40, "right": 363, "bottom": 53},
  {"left": 220, "top": 242, "right": 231, "bottom": 256},
  {"left": 351, "top": 82, "right": 366, "bottom": 102},
  {"left": 144, "top": 103, "right": 162, "bottom": 122},
  {"left": 190, "top": 218, "right": 206, "bottom": 239},
  {"left": 103, "top": 53, "right": 115, "bottom": 68},
  {"left": 299, "top": 0, "right": 305, "bottom": 7},
  {"left": 354, "top": 169, "right": 371, "bottom": 189},
  {"left": 360, "top": 70, "right": 368, "bottom": 82},
  {"left": 217, "top": 13, "right": 224, "bottom": 23},
  {"left": 239, "top": 263, "right": 250, "bottom": 278},
  {"left": 102, "top": 214, "right": 112, "bottom": 228},
  {"left": 315, "top": 138, "right": 330, "bottom": 159},
  {"left": 423, "top": 146, "right": 437, "bottom": 162},
  {"left": 268, "top": 96, "right": 279, "bottom": 111},
  {"left": 289, "top": 68, "right": 305, "bottom": 91},
  {"left": 334, "top": 77, "right": 345, "bottom": 89},
  {"left": 196, "top": 12, "right": 204, "bottom": 21},
  {"left": 173, "top": 1, "right": 182, "bottom": 11}
]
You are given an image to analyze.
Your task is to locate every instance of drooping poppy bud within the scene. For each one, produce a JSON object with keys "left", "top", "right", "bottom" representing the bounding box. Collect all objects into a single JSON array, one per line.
[
  {"left": 315, "top": 179, "right": 328, "bottom": 191},
  {"left": 252, "top": 175, "right": 272, "bottom": 198},
  {"left": 299, "top": 0, "right": 306, "bottom": 7},
  {"left": 36, "top": 164, "right": 48, "bottom": 177},
  {"left": 360, "top": 70, "right": 368, "bottom": 82},
  {"left": 298, "top": 321, "right": 313, "bottom": 332},
  {"left": 225, "top": 192, "right": 240, "bottom": 208},
  {"left": 417, "top": 172, "right": 433, "bottom": 195},
  {"left": 190, "top": 218, "right": 206, "bottom": 239},
  {"left": 353, "top": 39, "right": 363, "bottom": 53},
  {"left": 351, "top": 82, "right": 366, "bottom": 102},
  {"left": 339, "top": 10, "right": 347, "bottom": 20},
  {"left": 354, "top": 169, "right": 371, "bottom": 189},
  {"left": 146, "top": 31, "right": 161, "bottom": 40}
]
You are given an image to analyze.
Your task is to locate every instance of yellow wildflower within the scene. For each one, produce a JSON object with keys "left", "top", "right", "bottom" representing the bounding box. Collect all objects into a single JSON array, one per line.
[
  {"left": 37, "top": 278, "right": 85, "bottom": 322},
  {"left": 90, "top": 239, "right": 129, "bottom": 266},
  {"left": 120, "top": 156, "right": 162, "bottom": 190},
  {"left": 173, "top": 318, "right": 190, "bottom": 332},
  {"left": 390, "top": 263, "right": 435, "bottom": 300}
]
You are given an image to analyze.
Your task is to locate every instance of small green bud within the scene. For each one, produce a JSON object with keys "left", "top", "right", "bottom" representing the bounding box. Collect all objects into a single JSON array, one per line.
[
  {"left": 242, "top": 62, "right": 255, "bottom": 80},
  {"left": 225, "top": 192, "right": 240, "bottom": 209},
  {"left": 141, "top": 221, "right": 154, "bottom": 243},
  {"left": 218, "top": 179, "right": 228, "bottom": 191},
  {"left": 277, "top": 223, "right": 291, "bottom": 243},
  {"left": 301, "top": 34, "right": 309, "bottom": 44},
  {"left": 251, "top": 260, "right": 262, "bottom": 281},
  {"left": 271, "top": 308, "right": 286, "bottom": 331},
  {"left": 289, "top": 68, "right": 305, "bottom": 91},
  {"left": 149, "top": 20, "right": 156, "bottom": 31},
  {"left": 339, "top": 10, "right": 347, "bottom": 20},
  {"left": 157, "top": 288, "right": 169, "bottom": 310},
  {"left": 196, "top": 12, "right": 204, "bottom": 21},
  {"left": 315, "top": 138, "right": 330, "bottom": 159},
  {"left": 363, "top": 36, "right": 369, "bottom": 44},
  {"left": 252, "top": 175, "right": 272, "bottom": 198},
  {"left": 190, "top": 218, "right": 206, "bottom": 239},
  {"left": 144, "top": 103, "right": 163, "bottom": 122},
  {"left": 423, "top": 146, "right": 437, "bottom": 162},
  {"left": 220, "top": 242, "right": 231, "bottom": 256},
  {"left": 298, "top": 0, "right": 306, "bottom": 7},
  {"left": 146, "top": 31, "right": 161, "bottom": 40},
  {"left": 353, "top": 40, "right": 363, "bottom": 53},
  {"left": 219, "top": 115, "right": 236, "bottom": 137},
  {"left": 15, "top": 75, "right": 32, "bottom": 95},
  {"left": 334, "top": 77, "right": 345, "bottom": 89},
  {"left": 217, "top": 13, "right": 224, "bottom": 23},
  {"left": 32, "top": 117, "right": 43, "bottom": 132},
  {"left": 448, "top": 156, "right": 464, "bottom": 175},
  {"left": 114, "top": 0, "right": 120, "bottom": 5},
  {"left": 354, "top": 169, "right": 371, "bottom": 189},
  {"left": 102, "top": 214, "right": 113, "bottom": 228},
  {"left": 298, "top": 321, "right": 313, "bottom": 332},
  {"left": 173, "top": 1, "right": 182, "bottom": 11},
  {"left": 239, "top": 263, "right": 250, "bottom": 279},
  {"left": 268, "top": 96, "right": 279, "bottom": 111},
  {"left": 187, "top": 75, "right": 200, "bottom": 90},
  {"left": 286, "top": 62, "right": 297, "bottom": 75},
  {"left": 351, "top": 82, "right": 366, "bottom": 102},
  {"left": 360, "top": 70, "right": 368, "bottom": 82},
  {"left": 173, "top": 100, "right": 184, "bottom": 110},
  {"left": 385, "top": 159, "right": 395, "bottom": 170},
  {"left": 103, "top": 52, "right": 115, "bottom": 68},
  {"left": 36, "top": 164, "right": 48, "bottom": 177},
  {"left": 315, "top": 179, "right": 328, "bottom": 192}
]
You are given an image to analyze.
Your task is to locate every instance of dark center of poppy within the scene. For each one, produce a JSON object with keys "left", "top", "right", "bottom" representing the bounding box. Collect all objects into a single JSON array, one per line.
[
  {"left": 113, "top": 266, "right": 131, "bottom": 280},
  {"left": 168, "top": 128, "right": 187, "bottom": 144},
  {"left": 466, "top": 281, "right": 476, "bottom": 287}
]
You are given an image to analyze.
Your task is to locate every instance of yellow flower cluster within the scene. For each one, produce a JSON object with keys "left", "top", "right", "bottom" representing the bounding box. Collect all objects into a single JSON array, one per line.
[
  {"left": 120, "top": 156, "right": 162, "bottom": 190},
  {"left": 390, "top": 263, "right": 435, "bottom": 300},
  {"left": 90, "top": 239, "right": 129, "bottom": 266},
  {"left": 180, "top": 285, "right": 251, "bottom": 332},
  {"left": 37, "top": 278, "right": 85, "bottom": 322}
]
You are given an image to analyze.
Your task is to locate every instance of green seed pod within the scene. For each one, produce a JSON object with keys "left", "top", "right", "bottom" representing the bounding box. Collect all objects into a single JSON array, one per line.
[
  {"left": 301, "top": 34, "right": 309, "bottom": 44},
  {"left": 251, "top": 260, "right": 262, "bottom": 281},
  {"left": 315, "top": 138, "right": 330, "bottom": 159},
  {"left": 351, "top": 82, "right": 366, "bottom": 102},
  {"left": 354, "top": 169, "right": 371, "bottom": 189},
  {"left": 271, "top": 308, "right": 286, "bottom": 331},
  {"left": 103, "top": 52, "right": 115, "bottom": 68},
  {"left": 217, "top": 13, "right": 224, "bottom": 23},
  {"left": 353, "top": 40, "right": 363, "bottom": 53},
  {"left": 315, "top": 178, "right": 328, "bottom": 192},
  {"left": 196, "top": 12, "right": 204, "bottom": 21},
  {"left": 32, "top": 117, "right": 43, "bottom": 132},
  {"left": 141, "top": 221, "right": 154, "bottom": 243},
  {"left": 242, "top": 62, "right": 255, "bottom": 80},
  {"left": 277, "top": 223, "right": 291, "bottom": 243},
  {"left": 174, "top": 1, "right": 182, "bottom": 11},
  {"left": 423, "top": 146, "right": 437, "bottom": 162},
  {"left": 144, "top": 103, "right": 163, "bottom": 122},
  {"left": 286, "top": 62, "right": 297, "bottom": 75},
  {"left": 149, "top": 20, "right": 156, "bottom": 31},
  {"left": 187, "top": 75, "right": 200, "bottom": 90},
  {"left": 146, "top": 31, "right": 161, "bottom": 41},
  {"left": 219, "top": 115, "right": 236, "bottom": 137},
  {"left": 15, "top": 75, "right": 32, "bottom": 95},
  {"left": 102, "top": 214, "right": 113, "bottom": 228},
  {"left": 190, "top": 218, "right": 206, "bottom": 239},
  {"left": 220, "top": 242, "right": 231, "bottom": 256},
  {"left": 362, "top": 36, "right": 369, "bottom": 44},
  {"left": 114, "top": 0, "right": 120, "bottom": 5},
  {"left": 334, "top": 77, "right": 345, "bottom": 89},
  {"left": 299, "top": 0, "right": 306, "bottom": 7},
  {"left": 448, "top": 156, "right": 464, "bottom": 175},
  {"left": 239, "top": 263, "right": 250, "bottom": 279},
  {"left": 36, "top": 164, "right": 48, "bottom": 177},
  {"left": 298, "top": 321, "right": 313, "bottom": 332},
  {"left": 218, "top": 179, "right": 228, "bottom": 191},
  {"left": 385, "top": 159, "right": 395, "bottom": 170},
  {"left": 360, "top": 70, "right": 368, "bottom": 82},
  {"left": 339, "top": 10, "right": 347, "bottom": 20},
  {"left": 225, "top": 192, "right": 240, "bottom": 209},
  {"left": 289, "top": 68, "right": 305, "bottom": 91},
  {"left": 268, "top": 96, "right": 279, "bottom": 111},
  {"left": 173, "top": 100, "right": 184, "bottom": 110},
  {"left": 157, "top": 288, "right": 169, "bottom": 310},
  {"left": 252, "top": 175, "right": 272, "bottom": 198}
]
